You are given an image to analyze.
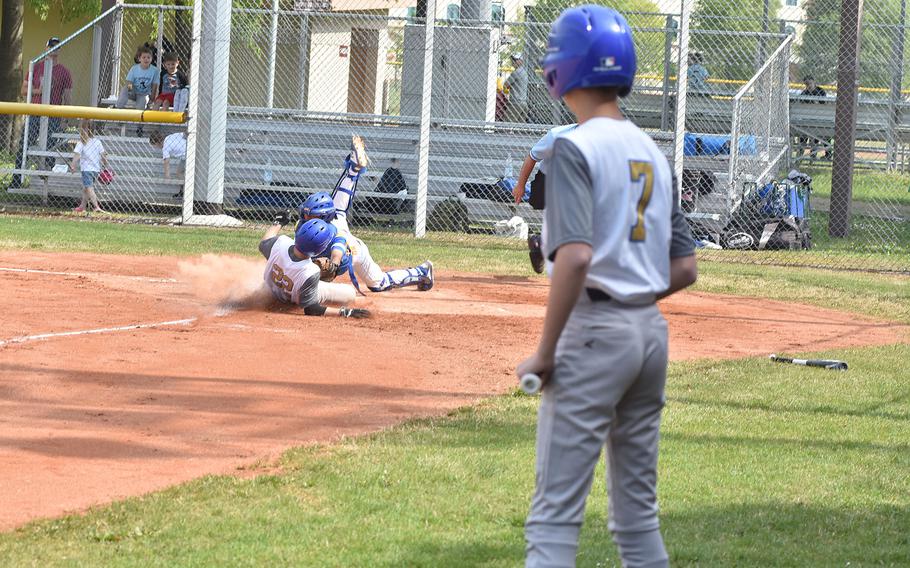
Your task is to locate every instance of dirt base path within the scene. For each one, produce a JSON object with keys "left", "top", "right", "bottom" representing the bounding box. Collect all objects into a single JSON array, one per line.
[{"left": 0, "top": 251, "right": 905, "bottom": 530}]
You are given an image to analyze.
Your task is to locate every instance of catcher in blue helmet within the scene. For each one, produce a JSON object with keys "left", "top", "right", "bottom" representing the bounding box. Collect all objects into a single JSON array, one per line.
[
  {"left": 258, "top": 215, "right": 371, "bottom": 318},
  {"left": 293, "top": 138, "right": 434, "bottom": 293},
  {"left": 517, "top": 6, "right": 696, "bottom": 567}
]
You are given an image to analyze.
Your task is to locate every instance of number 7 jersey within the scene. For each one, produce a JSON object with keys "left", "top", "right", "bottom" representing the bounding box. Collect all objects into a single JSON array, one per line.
[{"left": 545, "top": 117, "right": 673, "bottom": 304}]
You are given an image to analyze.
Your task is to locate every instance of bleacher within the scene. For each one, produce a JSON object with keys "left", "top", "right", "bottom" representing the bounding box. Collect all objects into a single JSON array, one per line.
[{"left": 20, "top": 90, "right": 905, "bottom": 233}]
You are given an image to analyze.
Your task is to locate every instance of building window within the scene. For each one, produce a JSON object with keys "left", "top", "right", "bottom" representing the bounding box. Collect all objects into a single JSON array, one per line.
[
  {"left": 447, "top": 4, "right": 460, "bottom": 21},
  {"left": 492, "top": 2, "right": 504, "bottom": 23},
  {"left": 786, "top": 0, "right": 797, "bottom": 6}
]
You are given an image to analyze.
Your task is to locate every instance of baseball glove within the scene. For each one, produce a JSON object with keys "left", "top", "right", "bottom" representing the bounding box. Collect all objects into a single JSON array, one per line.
[
  {"left": 273, "top": 209, "right": 292, "bottom": 227},
  {"left": 314, "top": 257, "right": 339, "bottom": 282}
]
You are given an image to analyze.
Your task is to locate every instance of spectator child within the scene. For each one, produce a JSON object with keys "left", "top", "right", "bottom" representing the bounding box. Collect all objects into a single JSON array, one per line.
[
  {"left": 149, "top": 131, "right": 187, "bottom": 179},
  {"left": 151, "top": 53, "right": 189, "bottom": 112},
  {"left": 117, "top": 46, "right": 159, "bottom": 111},
  {"left": 150, "top": 130, "right": 188, "bottom": 199},
  {"left": 69, "top": 120, "right": 108, "bottom": 214}
]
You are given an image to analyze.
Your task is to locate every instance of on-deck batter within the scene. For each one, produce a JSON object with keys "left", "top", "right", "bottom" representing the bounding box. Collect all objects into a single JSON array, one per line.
[{"left": 516, "top": 6, "right": 697, "bottom": 567}]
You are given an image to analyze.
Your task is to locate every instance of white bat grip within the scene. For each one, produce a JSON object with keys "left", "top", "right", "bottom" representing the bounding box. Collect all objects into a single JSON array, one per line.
[{"left": 520, "top": 373, "right": 542, "bottom": 395}]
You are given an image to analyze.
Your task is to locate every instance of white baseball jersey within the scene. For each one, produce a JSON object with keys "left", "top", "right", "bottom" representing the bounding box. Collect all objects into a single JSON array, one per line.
[
  {"left": 263, "top": 235, "right": 321, "bottom": 305},
  {"left": 544, "top": 117, "right": 672, "bottom": 304},
  {"left": 529, "top": 123, "right": 576, "bottom": 175}
]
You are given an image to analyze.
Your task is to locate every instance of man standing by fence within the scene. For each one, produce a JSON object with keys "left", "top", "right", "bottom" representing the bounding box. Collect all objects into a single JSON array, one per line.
[
  {"left": 504, "top": 53, "right": 529, "bottom": 123},
  {"left": 12, "top": 37, "right": 73, "bottom": 188}
]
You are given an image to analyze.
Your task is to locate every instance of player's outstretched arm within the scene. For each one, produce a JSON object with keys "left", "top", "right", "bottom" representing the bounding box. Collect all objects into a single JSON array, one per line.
[{"left": 514, "top": 155, "right": 537, "bottom": 203}]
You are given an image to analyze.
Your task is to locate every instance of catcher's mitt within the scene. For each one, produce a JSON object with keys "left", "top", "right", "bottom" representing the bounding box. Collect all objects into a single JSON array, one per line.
[{"left": 314, "top": 257, "right": 339, "bottom": 282}]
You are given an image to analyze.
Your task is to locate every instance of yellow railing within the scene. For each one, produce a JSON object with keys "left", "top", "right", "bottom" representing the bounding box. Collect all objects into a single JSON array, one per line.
[{"left": 0, "top": 102, "right": 187, "bottom": 123}]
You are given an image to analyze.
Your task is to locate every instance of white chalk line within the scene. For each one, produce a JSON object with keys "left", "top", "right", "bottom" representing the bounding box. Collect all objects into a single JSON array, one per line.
[
  {"left": 0, "top": 267, "right": 177, "bottom": 283},
  {"left": 0, "top": 318, "right": 197, "bottom": 347}
]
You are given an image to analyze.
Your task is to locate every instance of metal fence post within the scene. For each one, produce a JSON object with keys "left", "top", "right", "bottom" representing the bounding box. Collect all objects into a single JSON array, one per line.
[
  {"left": 183, "top": 0, "right": 204, "bottom": 221},
  {"left": 267, "top": 0, "right": 279, "bottom": 109},
  {"left": 415, "top": 0, "right": 437, "bottom": 238},
  {"left": 830, "top": 0, "right": 864, "bottom": 238},
  {"left": 111, "top": 6, "right": 123, "bottom": 99},
  {"left": 661, "top": 14, "right": 673, "bottom": 132},
  {"left": 21, "top": 62, "right": 35, "bottom": 176},
  {"left": 672, "top": 2, "right": 691, "bottom": 200},
  {"left": 298, "top": 13, "right": 310, "bottom": 110},
  {"left": 887, "top": 1, "right": 907, "bottom": 170},
  {"left": 38, "top": 59, "right": 52, "bottom": 155},
  {"left": 157, "top": 8, "right": 165, "bottom": 71},
  {"left": 91, "top": 24, "right": 103, "bottom": 106}
]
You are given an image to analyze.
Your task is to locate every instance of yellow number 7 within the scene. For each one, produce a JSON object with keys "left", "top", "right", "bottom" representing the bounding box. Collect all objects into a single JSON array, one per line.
[{"left": 628, "top": 160, "right": 654, "bottom": 241}]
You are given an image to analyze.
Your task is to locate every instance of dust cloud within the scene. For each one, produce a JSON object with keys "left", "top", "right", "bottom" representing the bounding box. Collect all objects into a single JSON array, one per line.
[{"left": 177, "top": 254, "right": 272, "bottom": 313}]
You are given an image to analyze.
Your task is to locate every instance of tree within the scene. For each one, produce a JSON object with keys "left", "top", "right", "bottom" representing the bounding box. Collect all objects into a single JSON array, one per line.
[
  {"left": 0, "top": 0, "right": 98, "bottom": 154},
  {"left": 1, "top": 0, "right": 25, "bottom": 154},
  {"left": 799, "top": 0, "right": 908, "bottom": 90},
  {"left": 518, "top": 0, "right": 666, "bottom": 75},
  {"left": 692, "top": 0, "right": 782, "bottom": 82}
]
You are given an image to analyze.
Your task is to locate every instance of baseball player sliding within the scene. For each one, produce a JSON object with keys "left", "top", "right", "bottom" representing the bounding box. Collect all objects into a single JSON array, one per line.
[
  {"left": 296, "top": 137, "right": 434, "bottom": 292},
  {"left": 259, "top": 215, "right": 370, "bottom": 318},
  {"left": 516, "top": 6, "right": 697, "bottom": 567}
]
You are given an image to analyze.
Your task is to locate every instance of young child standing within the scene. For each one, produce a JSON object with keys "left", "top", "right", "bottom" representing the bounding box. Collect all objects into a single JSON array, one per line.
[
  {"left": 150, "top": 53, "right": 188, "bottom": 112},
  {"left": 116, "top": 46, "right": 159, "bottom": 111},
  {"left": 69, "top": 120, "right": 108, "bottom": 214},
  {"left": 517, "top": 6, "right": 697, "bottom": 567}
]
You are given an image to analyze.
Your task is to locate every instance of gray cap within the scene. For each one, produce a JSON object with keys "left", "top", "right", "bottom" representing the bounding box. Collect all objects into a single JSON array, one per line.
[{"left": 511, "top": 52, "right": 523, "bottom": 60}]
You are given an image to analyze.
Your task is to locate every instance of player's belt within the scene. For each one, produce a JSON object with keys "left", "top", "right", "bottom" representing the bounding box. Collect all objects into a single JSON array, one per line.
[{"left": 585, "top": 288, "right": 612, "bottom": 302}]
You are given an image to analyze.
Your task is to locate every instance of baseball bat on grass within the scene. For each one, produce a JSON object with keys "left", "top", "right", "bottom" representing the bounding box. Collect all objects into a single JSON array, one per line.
[{"left": 769, "top": 354, "right": 848, "bottom": 371}]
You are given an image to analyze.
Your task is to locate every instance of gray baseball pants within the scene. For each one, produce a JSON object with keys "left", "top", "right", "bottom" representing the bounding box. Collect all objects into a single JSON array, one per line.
[{"left": 525, "top": 293, "right": 670, "bottom": 568}]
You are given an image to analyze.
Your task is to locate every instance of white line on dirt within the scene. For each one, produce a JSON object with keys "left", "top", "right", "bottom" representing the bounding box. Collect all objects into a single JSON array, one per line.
[
  {"left": 0, "top": 319, "right": 197, "bottom": 347},
  {"left": 0, "top": 267, "right": 178, "bottom": 283}
]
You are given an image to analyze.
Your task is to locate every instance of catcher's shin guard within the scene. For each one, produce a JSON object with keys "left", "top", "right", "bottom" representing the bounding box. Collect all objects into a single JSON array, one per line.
[{"left": 367, "top": 262, "right": 431, "bottom": 292}]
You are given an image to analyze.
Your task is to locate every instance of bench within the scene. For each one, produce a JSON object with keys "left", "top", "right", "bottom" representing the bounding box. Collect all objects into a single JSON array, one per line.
[{"left": 5, "top": 107, "right": 744, "bottom": 232}]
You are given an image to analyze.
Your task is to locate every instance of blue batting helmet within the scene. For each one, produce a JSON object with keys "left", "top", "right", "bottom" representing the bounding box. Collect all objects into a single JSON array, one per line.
[
  {"left": 540, "top": 5, "right": 637, "bottom": 100},
  {"left": 294, "top": 218, "right": 337, "bottom": 257},
  {"left": 298, "top": 192, "right": 336, "bottom": 221}
]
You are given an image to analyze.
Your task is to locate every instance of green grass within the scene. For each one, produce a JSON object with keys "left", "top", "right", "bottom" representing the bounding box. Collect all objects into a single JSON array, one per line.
[
  {"left": 0, "top": 214, "right": 531, "bottom": 276},
  {"left": 1, "top": 212, "right": 908, "bottom": 274},
  {"left": 805, "top": 168, "right": 910, "bottom": 206},
  {"left": 0, "top": 343, "right": 908, "bottom": 566},
  {"left": 0, "top": 214, "right": 908, "bottom": 565}
]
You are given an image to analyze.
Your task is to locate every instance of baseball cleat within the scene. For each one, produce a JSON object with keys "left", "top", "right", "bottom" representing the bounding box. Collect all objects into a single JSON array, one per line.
[
  {"left": 417, "top": 260, "right": 434, "bottom": 291},
  {"left": 349, "top": 135, "right": 369, "bottom": 171},
  {"left": 528, "top": 234, "right": 544, "bottom": 274}
]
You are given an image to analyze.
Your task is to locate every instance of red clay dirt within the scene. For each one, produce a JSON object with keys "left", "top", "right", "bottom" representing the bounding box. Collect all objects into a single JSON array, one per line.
[{"left": 0, "top": 250, "right": 905, "bottom": 531}]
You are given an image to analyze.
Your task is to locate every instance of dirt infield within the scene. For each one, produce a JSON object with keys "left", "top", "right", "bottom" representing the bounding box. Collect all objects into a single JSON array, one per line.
[{"left": 0, "top": 250, "right": 905, "bottom": 531}]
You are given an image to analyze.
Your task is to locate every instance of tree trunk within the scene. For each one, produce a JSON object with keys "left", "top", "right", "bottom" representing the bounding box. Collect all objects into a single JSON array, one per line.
[{"left": 0, "top": 0, "right": 25, "bottom": 154}]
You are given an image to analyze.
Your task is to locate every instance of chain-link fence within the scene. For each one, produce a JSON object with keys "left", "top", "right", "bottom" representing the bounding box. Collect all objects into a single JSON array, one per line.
[{"left": 1, "top": 1, "right": 908, "bottom": 273}]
